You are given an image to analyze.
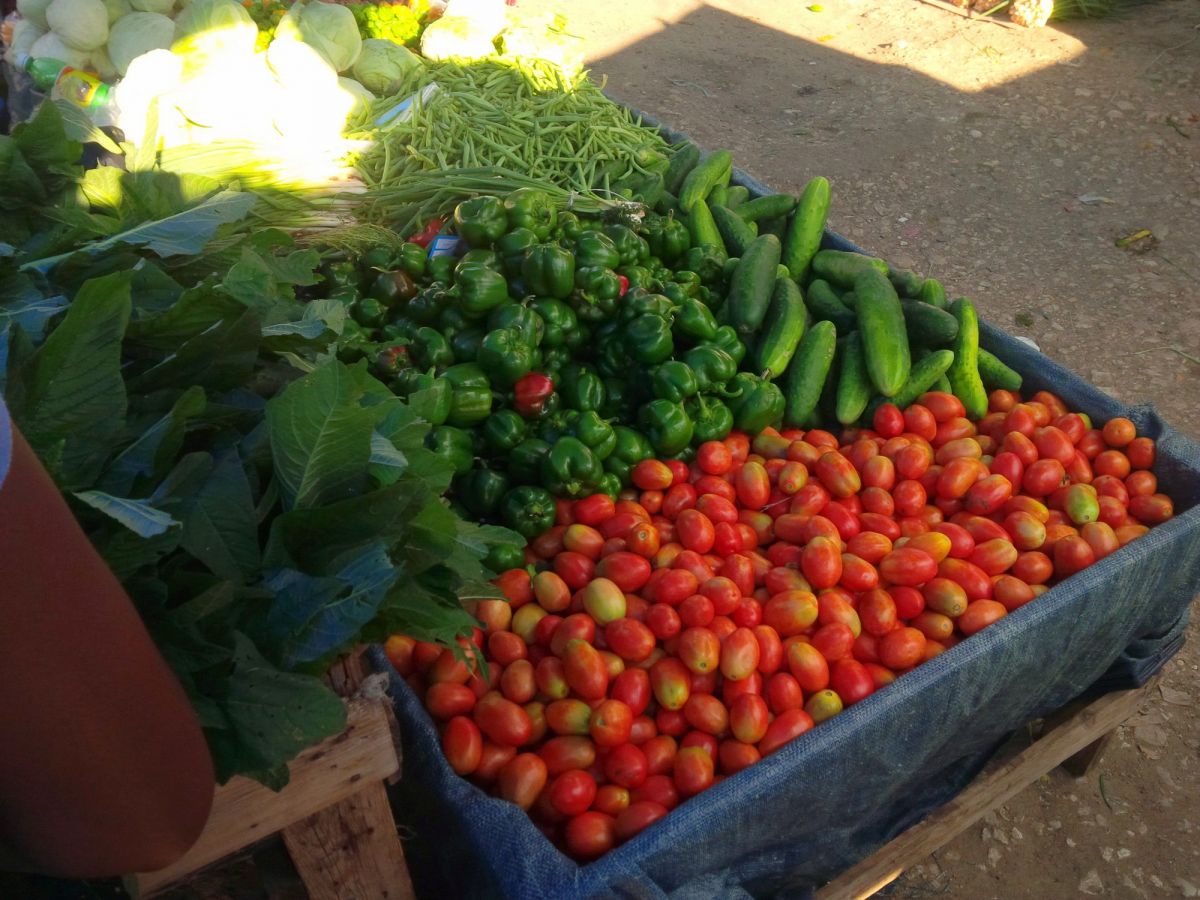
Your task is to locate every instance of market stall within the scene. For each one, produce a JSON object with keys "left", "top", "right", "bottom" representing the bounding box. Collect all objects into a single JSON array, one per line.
[{"left": 0, "top": 0, "right": 1195, "bottom": 895}]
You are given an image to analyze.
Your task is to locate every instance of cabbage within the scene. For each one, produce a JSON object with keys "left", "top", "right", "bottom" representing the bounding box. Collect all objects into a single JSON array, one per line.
[
  {"left": 113, "top": 47, "right": 182, "bottom": 141},
  {"left": 46, "top": 0, "right": 109, "bottom": 50},
  {"left": 89, "top": 44, "right": 117, "bottom": 77},
  {"left": 102, "top": 0, "right": 131, "bottom": 22},
  {"left": 420, "top": 15, "right": 497, "bottom": 62},
  {"left": 337, "top": 76, "right": 375, "bottom": 118},
  {"left": 351, "top": 38, "right": 419, "bottom": 96},
  {"left": 171, "top": 0, "right": 257, "bottom": 68},
  {"left": 267, "top": 35, "right": 337, "bottom": 90},
  {"left": 28, "top": 30, "right": 92, "bottom": 66},
  {"left": 107, "top": 11, "right": 174, "bottom": 74},
  {"left": 128, "top": 0, "right": 172, "bottom": 12},
  {"left": 276, "top": 0, "right": 361, "bottom": 72},
  {"left": 16, "top": 0, "right": 53, "bottom": 29},
  {"left": 4, "top": 19, "right": 46, "bottom": 65}
]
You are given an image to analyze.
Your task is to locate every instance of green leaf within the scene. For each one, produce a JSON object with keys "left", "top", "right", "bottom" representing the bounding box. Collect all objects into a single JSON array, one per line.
[
  {"left": 180, "top": 451, "right": 262, "bottom": 583},
  {"left": 265, "top": 361, "right": 375, "bottom": 511},
  {"left": 129, "top": 260, "right": 184, "bottom": 317},
  {"left": 261, "top": 298, "right": 347, "bottom": 341},
  {"left": 127, "top": 307, "right": 261, "bottom": 396},
  {"left": 53, "top": 100, "right": 122, "bottom": 155},
  {"left": 376, "top": 573, "right": 477, "bottom": 646},
  {"left": 73, "top": 490, "right": 181, "bottom": 537},
  {"left": 0, "top": 270, "right": 67, "bottom": 340},
  {"left": 100, "top": 386, "right": 206, "bottom": 496},
  {"left": 209, "top": 633, "right": 347, "bottom": 786},
  {"left": 404, "top": 504, "right": 522, "bottom": 585},
  {"left": 12, "top": 101, "right": 81, "bottom": 191},
  {"left": 126, "top": 280, "right": 244, "bottom": 354},
  {"left": 12, "top": 272, "right": 131, "bottom": 489},
  {"left": 95, "top": 526, "right": 181, "bottom": 580}
]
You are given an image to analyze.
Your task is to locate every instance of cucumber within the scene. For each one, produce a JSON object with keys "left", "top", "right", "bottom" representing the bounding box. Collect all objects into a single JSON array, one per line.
[
  {"left": 804, "top": 279, "right": 857, "bottom": 334},
  {"left": 978, "top": 348, "right": 1023, "bottom": 391},
  {"left": 839, "top": 290, "right": 858, "bottom": 310},
  {"left": 812, "top": 250, "right": 889, "bottom": 288},
  {"left": 835, "top": 331, "right": 873, "bottom": 425},
  {"left": 901, "top": 299, "right": 959, "bottom": 347},
  {"left": 711, "top": 204, "right": 757, "bottom": 257},
  {"left": 933, "top": 374, "right": 952, "bottom": 393},
  {"left": 727, "top": 235, "right": 782, "bottom": 338},
  {"left": 919, "top": 278, "right": 948, "bottom": 309},
  {"left": 887, "top": 265, "right": 926, "bottom": 298},
  {"left": 723, "top": 257, "right": 740, "bottom": 281},
  {"left": 781, "top": 176, "right": 830, "bottom": 284},
  {"left": 889, "top": 348, "right": 955, "bottom": 410},
  {"left": 818, "top": 342, "right": 842, "bottom": 426},
  {"left": 708, "top": 184, "right": 729, "bottom": 208},
  {"left": 946, "top": 298, "right": 988, "bottom": 418},
  {"left": 854, "top": 268, "right": 911, "bottom": 398},
  {"left": 725, "top": 186, "right": 751, "bottom": 209},
  {"left": 688, "top": 200, "right": 726, "bottom": 254},
  {"left": 753, "top": 277, "right": 808, "bottom": 379},
  {"left": 777, "top": 264, "right": 791, "bottom": 280},
  {"left": 678, "top": 149, "right": 733, "bottom": 213},
  {"left": 655, "top": 192, "right": 679, "bottom": 216},
  {"left": 737, "top": 194, "right": 797, "bottom": 223},
  {"left": 664, "top": 142, "right": 701, "bottom": 195},
  {"left": 760, "top": 217, "right": 787, "bottom": 241},
  {"left": 783, "top": 319, "right": 837, "bottom": 427}
]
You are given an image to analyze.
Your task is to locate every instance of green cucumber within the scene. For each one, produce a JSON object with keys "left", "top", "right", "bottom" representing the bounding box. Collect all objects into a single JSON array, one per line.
[
  {"left": 777, "top": 264, "right": 791, "bottom": 280},
  {"left": 889, "top": 348, "right": 955, "bottom": 410},
  {"left": 655, "top": 192, "right": 680, "bottom": 216},
  {"left": 854, "top": 268, "right": 911, "bottom": 397},
  {"left": 723, "top": 257, "right": 740, "bottom": 281},
  {"left": 688, "top": 200, "right": 726, "bottom": 254},
  {"left": 727, "top": 235, "right": 782, "bottom": 338},
  {"left": 709, "top": 184, "right": 729, "bottom": 208},
  {"left": 919, "top": 278, "right": 948, "bottom": 309},
  {"left": 901, "top": 299, "right": 959, "bottom": 347},
  {"left": 783, "top": 319, "right": 837, "bottom": 427},
  {"left": 664, "top": 142, "right": 701, "bottom": 196},
  {"left": 678, "top": 149, "right": 733, "bottom": 212},
  {"left": 781, "top": 176, "right": 830, "bottom": 284},
  {"left": 737, "top": 194, "right": 797, "bottom": 223},
  {"left": 978, "top": 348, "right": 1023, "bottom": 391},
  {"left": 887, "top": 265, "right": 926, "bottom": 298},
  {"left": 839, "top": 290, "right": 858, "bottom": 310},
  {"left": 812, "top": 250, "right": 889, "bottom": 288},
  {"left": 760, "top": 217, "right": 787, "bottom": 241},
  {"left": 711, "top": 204, "right": 758, "bottom": 257},
  {"left": 946, "top": 298, "right": 988, "bottom": 418},
  {"left": 933, "top": 374, "right": 952, "bottom": 393},
  {"left": 804, "top": 279, "right": 857, "bottom": 334},
  {"left": 753, "top": 277, "right": 808, "bottom": 379},
  {"left": 725, "top": 186, "right": 751, "bottom": 209},
  {"left": 835, "top": 331, "right": 873, "bottom": 425}
]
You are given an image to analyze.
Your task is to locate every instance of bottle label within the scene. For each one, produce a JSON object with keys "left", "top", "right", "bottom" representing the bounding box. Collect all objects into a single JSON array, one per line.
[{"left": 52, "top": 68, "right": 105, "bottom": 109}]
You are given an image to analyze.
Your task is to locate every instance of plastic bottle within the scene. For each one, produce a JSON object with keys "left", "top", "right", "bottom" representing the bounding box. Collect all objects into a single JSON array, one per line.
[{"left": 15, "top": 53, "right": 113, "bottom": 115}]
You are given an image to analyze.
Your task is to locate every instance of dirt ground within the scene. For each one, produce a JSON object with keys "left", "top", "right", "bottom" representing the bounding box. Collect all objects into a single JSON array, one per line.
[{"left": 524, "top": 0, "right": 1200, "bottom": 896}]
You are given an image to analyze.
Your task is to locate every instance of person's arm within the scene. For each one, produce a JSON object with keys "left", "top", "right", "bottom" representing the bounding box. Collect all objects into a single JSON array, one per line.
[{"left": 0, "top": 424, "right": 215, "bottom": 878}]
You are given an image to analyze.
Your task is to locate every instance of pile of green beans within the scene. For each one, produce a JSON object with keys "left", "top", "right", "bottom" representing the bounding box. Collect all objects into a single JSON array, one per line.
[{"left": 348, "top": 58, "right": 670, "bottom": 199}]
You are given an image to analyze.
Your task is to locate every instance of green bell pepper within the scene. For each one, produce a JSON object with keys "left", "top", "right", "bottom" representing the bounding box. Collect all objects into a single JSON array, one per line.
[
  {"left": 412, "top": 326, "right": 454, "bottom": 370},
  {"left": 683, "top": 345, "right": 738, "bottom": 392},
  {"left": 559, "top": 364, "right": 606, "bottom": 412},
  {"left": 482, "top": 409, "right": 527, "bottom": 453},
  {"left": 537, "top": 410, "right": 577, "bottom": 446},
  {"left": 453, "top": 263, "right": 510, "bottom": 318},
  {"left": 575, "top": 267, "right": 622, "bottom": 305},
  {"left": 569, "top": 291, "right": 615, "bottom": 324},
  {"left": 686, "top": 393, "right": 734, "bottom": 443},
  {"left": 661, "top": 282, "right": 692, "bottom": 307},
  {"left": 426, "top": 425, "right": 475, "bottom": 476},
  {"left": 625, "top": 314, "right": 675, "bottom": 365},
  {"left": 403, "top": 373, "right": 452, "bottom": 426},
  {"left": 622, "top": 292, "right": 676, "bottom": 322},
  {"left": 726, "top": 372, "right": 785, "bottom": 433},
  {"left": 456, "top": 467, "right": 511, "bottom": 519},
  {"left": 531, "top": 297, "right": 578, "bottom": 349},
  {"left": 618, "top": 265, "right": 658, "bottom": 293},
  {"left": 683, "top": 245, "right": 728, "bottom": 285},
  {"left": 638, "top": 400, "right": 695, "bottom": 456},
  {"left": 497, "top": 228, "right": 539, "bottom": 277},
  {"left": 599, "top": 378, "right": 632, "bottom": 421},
  {"left": 508, "top": 438, "right": 552, "bottom": 485},
  {"left": 450, "top": 328, "right": 485, "bottom": 363},
  {"left": 659, "top": 217, "right": 691, "bottom": 266},
  {"left": 604, "top": 424, "right": 654, "bottom": 482},
  {"left": 542, "top": 436, "right": 603, "bottom": 498},
  {"left": 604, "top": 224, "right": 650, "bottom": 265},
  {"left": 541, "top": 347, "right": 572, "bottom": 380},
  {"left": 595, "top": 338, "right": 631, "bottom": 379},
  {"left": 427, "top": 255, "right": 456, "bottom": 284},
  {"left": 569, "top": 410, "right": 616, "bottom": 461},
  {"left": 442, "top": 363, "right": 492, "bottom": 427},
  {"left": 500, "top": 485, "right": 557, "bottom": 539},
  {"left": 522, "top": 244, "right": 576, "bottom": 300},
  {"left": 397, "top": 243, "right": 427, "bottom": 278},
  {"left": 488, "top": 302, "right": 545, "bottom": 346},
  {"left": 454, "top": 196, "right": 508, "bottom": 247},
  {"left": 406, "top": 284, "right": 449, "bottom": 324},
  {"left": 504, "top": 188, "right": 557, "bottom": 240},
  {"left": 674, "top": 297, "right": 720, "bottom": 343},
  {"left": 456, "top": 249, "right": 503, "bottom": 274},
  {"left": 443, "top": 363, "right": 489, "bottom": 389},
  {"left": 369, "top": 271, "right": 418, "bottom": 307},
  {"left": 574, "top": 230, "right": 621, "bottom": 270},
  {"left": 652, "top": 361, "right": 699, "bottom": 403},
  {"left": 353, "top": 296, "right": 387, "bottom": 329},
  {"left": 477, "top": 327, "right": 534, "bottom": 389},
  {"left": 372, "top": 344, "right": 411, "bottom": 380},
  {"left": 712, "top": 325, "right": 747, "bottom": 365},
  {"left": 438, "top": 305, "right": 471, "bottom": 337},
  {"left": 485, "top": 541, "right": 525, "bottom": 573},
  {"left": 554, "top": 211, "right": 583, "bottom": 244}
]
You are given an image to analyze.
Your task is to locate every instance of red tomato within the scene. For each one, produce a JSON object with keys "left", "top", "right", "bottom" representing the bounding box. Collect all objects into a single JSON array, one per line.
[
  {"left": 565, "top": 811, "right": 616, "bottom": 859},
  {"left": 993, "top": 574, "right": 1035, "bottom": 611},
  {"left": 1129, "top": 493, "right": 1173, "bottom": 525},
  {"left": 1053, "top": 534, "right": 1096, "bottom": 578},
  {"left": 626, "top": 521, "right": 661, "bottom": 557},
  {"left": 815, "top": 451, "right": 862, "bottom": 498},
  {"left": 910, "top": 610, "right": 954, "bottom": 642},
  {"left": 830, "top": 659, "right": 875, "bottom": 705},
  {"left": 540, "top": 735, "right": 597, "bottom": 776},
  {"left": 763, "top": 589, "right": 819, "bottom": 637},
  {"left": 547, "top": 699, "right": 593, "bottom": 736},
  {"left": 550, "top": 614, "right": 596, "bottom": 656},
  {"left": 641, "top": 735, "right": 678, "bottom": 776},
  {"left": 499, "top": 753, "right": 549, "bottom": 810},
  {"left": 443, "top": 716, "right": 483, "bottom": 775},
  {"left": 758, "top": 708, "right": 815, "bottom": 755},
  {"left": 1102, "top": 416, "right": 1136, "bottom": 448},
  {"left": 644, "top": 603, "right": 682, "bottom": 641},
  {"left": 811, "top": 622, "right": 855, "bottom": 661},
  {"left": 650, "top": 658, "right": 691, "bottom": 711},
  {"left": 697, "top": 441, "right": 733, "bottom": 474},
  {"left": 674, "top": 746, "right": 716, "bottom": 797},
  {"left": 922, "top": 577, "right": 968, "bottom": 617},
  {"left": 1013, "top": 551, "right": 1053, "bottom": 584},
  {"left": 593, "top": 784, "right": 631, "bottom": 817},
  {"left": 903, "top": 405, "right": 938, "bottom": 442},
  {"left": 662, "top": 482, "right": 699, "bottom": 519},
  {"left": 786, "top": 640, "right": 831, "bottom": 693},
  {"left": 878, "top": 547, "right": 938, "bottom": 586},
  {"left": 700, "top": 576, "right": 742, "bottom": 616},
  {"left": 535, "top": 656, "right": 569, "bottom": 700},
  {"left": 500, "top": 660, "right": 537, "bottom": 704},
  {"left": 958, "top": 600, "right": 1008, "bottom": 636},
  {"left": 858, "top": 588, "right": 899, "bottom": 636},
  {"left": 751, "top": 627, "right": 783, "bottom": 678},
  {"left": 633, "top": 460, "right": 674, "bottom": 491},
  {"left": 766, "top": 672, "right": 804, "bottom": 715},
  {"left": 800, "top": 536, "right": 843, "bottom": 590},
  {"left": 474, "top": 692, "right": 535, "bottom": 747},
  {"left": 938, "top": 558, "right": 994, "bottom": 600},
  {"left": 631, "top": 773, "right": 679, "bottom": 810},
  {"left": 683, "top": 693, "right": 729, "bottom": 736},
  {"left": 588, "top": 699, "right": 633, "bottom": 748},
  {"left": 561, "top": 640, "right": 609, "bottom": 700},
  {"left": 615, "top": 800, "right": 669, "bottom": 840},
  {"left": 878, "top": 627, "right": 926, "bottom": 670},
  {"left": 678, "top": 627, "right": 722, "bottom": 674},
  {"left": 1022, "top": 458, "right": 1067, "bottom": 497}
]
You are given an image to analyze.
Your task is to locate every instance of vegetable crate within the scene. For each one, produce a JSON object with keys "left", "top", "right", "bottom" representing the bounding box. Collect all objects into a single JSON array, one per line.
[
  {"left": 125, "top": 654, "right": 416, "bottom": 900},
  {"left": 369, "top": 111, "right": 1200, "bottom": 899}
]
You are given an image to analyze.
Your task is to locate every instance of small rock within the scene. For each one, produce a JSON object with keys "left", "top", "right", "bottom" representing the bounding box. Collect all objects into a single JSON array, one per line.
[
  {"left": 1119, "top": 849, "right": 1133, "bottom": 860},
  {"left": 1080, "top": 869, "right": 1105, "bottom": 895},
  {"left": 987, "top": 847, "right": 1003, "bottom": 867},
  {"left": 969, "top": 129, "right": 983, "bottom": 138},
  {"left": 1068, "top": 838, "right": 1078, "bottom": 848},
  {"left": 1103, "top": 847, "right": 1115, "bottom": 862},
  {"left": 1176, "top": 877, "right": 1198, "bottom": 897}
]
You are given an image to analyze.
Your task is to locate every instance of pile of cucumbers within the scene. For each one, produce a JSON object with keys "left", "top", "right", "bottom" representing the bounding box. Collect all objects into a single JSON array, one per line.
[{"left": 662, "top": 145, "right": 1023, "bottom": 429}]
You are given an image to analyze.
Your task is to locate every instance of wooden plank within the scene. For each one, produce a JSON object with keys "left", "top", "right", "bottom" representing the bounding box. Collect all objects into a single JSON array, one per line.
[
  {"left": 128, "top": 699, "right": 399, "bottom": 897},
  {"left": 816, "top": 686, "right": 1145, "bottom": 900},
  {"left": 1060, "top": 731, "right": 1118, "bottom": 778},
  {"left": 282, "top": 779, "right": 416, "bottom": 900}
]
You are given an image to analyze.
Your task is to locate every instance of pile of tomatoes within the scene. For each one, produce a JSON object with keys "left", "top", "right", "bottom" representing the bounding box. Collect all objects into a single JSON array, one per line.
[{"left": 384, "top": 388, "right": 1175, "bottom": 861}]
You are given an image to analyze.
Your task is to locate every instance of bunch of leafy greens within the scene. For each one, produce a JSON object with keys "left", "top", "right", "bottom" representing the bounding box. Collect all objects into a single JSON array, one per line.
[{"left": 0, "top": 103, "right": 520, "bottom": 788}]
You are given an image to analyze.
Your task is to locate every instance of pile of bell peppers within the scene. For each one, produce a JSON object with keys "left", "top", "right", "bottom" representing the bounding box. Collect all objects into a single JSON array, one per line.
[{"left": 321, "top": 189, "right": 770, "bottom": 540}]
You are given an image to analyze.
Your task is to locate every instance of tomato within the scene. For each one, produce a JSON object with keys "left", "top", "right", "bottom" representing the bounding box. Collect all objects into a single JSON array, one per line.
[
  {"left": 496, "top": 753, "right": 549, "bottom": 811},
  {"left": 539, "top": 735, "right": 597, "bottom": 776},
  {"left": 634, "top": 732, "right": 674, "bottom": 775},
  {"left": 1116, "top": 523, "right": 1150, "bottom": 545},
  {"left": 600, "top": 618, "right": 653, "bottom": 664},
  {"left": 903, "top": 405, "right": 938, "bottom": 442},
  {"left": 1001, "top": 511, "right": 1045, "bottom": 551},
  {"left": 787, "top": 639, "right": 831, "bottom": 692},
  {"left": 1012, "top": 550, "right": 1052, "bottom": 584},
  {"left": 643, "top": 603, "right": 681, "bottom": 641},
  {"left": 650, "top": 658, "right": 691, "bottom": 711},
  {"left": 474, "top": 692, "right": 535, "bottom": 747},
  {"left": 762, "top": 589, "right": 819, "bottom": 637},
  {"left": 1080, "top": 521, "right": 1120, "bottom": 560},
  {"left": 678, "top": 627, "right": 722, "bottom": 674},
  {"left": 1021, "top": 458, "right": 1066, "bottom": 497},
  {"left": 548, "top": 769, "right": 598, "bottom": 817},
  {"left": 499, "top": 660, "right": 536, "bottom": 704},
  {"left": 830, "top": 659, "right": 875, "bottom": 705},
  {"left": 910, "top": 610, "right": 954, "bottom": 641},
  {"left": 876, "top": 547, "right": 937, "bottom": 587},
  {"left": 797, "top": 535, "right": 841, "bottom": 591},
  {"left": 546, "top": 699, "right": 592, "bottom": 736},
  {"left": 1053, "top": 534, "right": 1096, "bottom": 578},
  {"left": 673, "top": 746, "right": 716, "bottom": 798},
  {"left": 1101, "top": 416, "right": 1136, "bottom": 447},
  {"left": 815, "top": 451, "right": 862, "bottom": 498},
  {"left": 425, "top": 681, "right": 477, "bottom": 720},
  {"left": 816, "top": 591, "right": 861, "bottom": 635},
  {"left": 969, "top": 538, "right": 1019, "bottom": 576},
  {"left": 958, "top": 599, "right": 1008, "bottom": 636},
  {"left": 549, "top": 613, "right": 595, "bottom": 656},
  {"left": 878, "top": 627, "right": 926, "bottom": 670},
  {"left": 853, "top": 588, "right": 895, "bottom": 637},
  {"left": 679, "top": 694, "right": 727, "bottom": 738},
  {"left": 757, "top": 708, "right": 815, "bottom": 756},
  {"left": 595, "top": 744, "right": 644, "bottom": 792},
  {"left": 921, "top": 577, "right": 968, "bottom": 618},
  {"left": 1129, "top": 493, "right": 1173, "bottom": 525},
  {"left": 695, "top": 440, "right": 733, "bottom": 475},
  {"left": 632, "top": 459, "right": 674, "bottom": 491},
  {"left": 937, "top": 558, "right": 993, "bottom": 600},
  {"left": 624, "top": 521, "right": 661, "bottom": 558},
  {"left": 443, "top": 716, "right": 483, "bottom": 775},
  {"left": 615, "top": 800, "right": 668, "bottom": 841},
  {"left": 631, "top": 773, "right": 680, "bottom": 810},
  {"left": 732, "top": 460, "right": 769, "bottom": 509},
  {"left": 992, "top": 574, "right": 1035, "bottom": 611},
  {"left": 843, "top": 532, "right": 891, "bottom": 566},
  {"left": 810, "top": 622, "right": 855, "bottom": 662},
  {"left": 1060, "top": 483, "right": 1099, "bottom": 526},
  {"left": 558, "top": 639, "right": 607, "bottom": 701},
  {"left": 565, "top": 811, "right": 616, "bottom": 859}
]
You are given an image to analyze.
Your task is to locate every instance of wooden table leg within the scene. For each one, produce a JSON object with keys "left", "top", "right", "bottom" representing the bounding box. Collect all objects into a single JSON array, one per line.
[{"left": 282, "top": 779, "right": 416, "bottom": 900}]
